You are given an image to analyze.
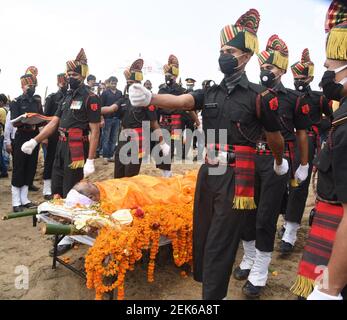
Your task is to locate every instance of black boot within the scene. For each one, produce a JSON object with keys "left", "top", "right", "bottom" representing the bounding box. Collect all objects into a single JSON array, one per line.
[
  {"left": 29, "top": 184, "right": 40, "bottom": 192},
  {"left": 13, "top": 206, "right": 23, "bottom": 213},
  {"left": 242, "top": 280, "right": 263, "bottom": 298},
  {"left": 233, "top": 266, "right": 251, "bottom": 281},
  {"left": 22, "top": 202, "right": 38, "bottom": 209},
  {"left": 280, "top": 241, "right": 294, "bottom": 255}
]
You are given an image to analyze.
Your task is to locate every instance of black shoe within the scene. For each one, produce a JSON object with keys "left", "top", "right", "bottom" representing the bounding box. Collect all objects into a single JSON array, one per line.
[
  {"left": 22, "top": 202, "right": 37, "bottom": 209},
  {"left": 242, "top": 280, "right": 263, "bottom": 298},
  {"left": 280, "top": 241, "right": 294, "bottom": 255},
  {"left": 49, "top": 244, "right": 74, "bottom": 257},
  {"left": 278, "top": 226, "right": 286, "bottom": 239},
  {"left": 233, "top": 266, "right": 251, "bottom": 281},
  {"left": 0, "top": 172, "right": 9, "bottom": 178},
  {"left": 29, "top": 184, "right": 40, "bottom": 192},
  {"left": 13, "top": 206, "right": 23, "bottom": 213},
  {"left": 44, "top": 195, "right": 53, "bottom": 201}
]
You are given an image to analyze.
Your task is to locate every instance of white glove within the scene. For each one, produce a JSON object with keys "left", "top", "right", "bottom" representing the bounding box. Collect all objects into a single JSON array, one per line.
[
  {"left": 21, "top": 139, "right": 38, "bottom": 155},
  {"left": 295, "top": 164, "right": 309, "bottom": 184},
  {"left": 307, "top": 286, "right": 343, "bottom": 300},
  {"left": 83, "top": 159, "right": 95, "bottom": 178},
  {"left": 129, "top": 84, "right": 152, "bottom": 107},
  {"left": 273, "top": 158, "right": 289, "bottom": 176},
  {"left": 160, "top": 142, "right": 171, "bottom": 157}
]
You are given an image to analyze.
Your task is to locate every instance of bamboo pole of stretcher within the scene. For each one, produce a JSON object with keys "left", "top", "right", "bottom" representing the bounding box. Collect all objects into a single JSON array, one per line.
[
  {"left": 2, "top": 209, "right": 38, "bottom": 220},
  {"left": 41, "top": 223, "right": 84, "bottom": 236}
]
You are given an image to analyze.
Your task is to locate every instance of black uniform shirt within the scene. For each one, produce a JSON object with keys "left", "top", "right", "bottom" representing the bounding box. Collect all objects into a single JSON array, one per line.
[
  {"left": 158, "top": 83, "right": 186, "bottom": 96},
  {"left": 190, "top": 74, "right": 281, "bottom": 147},
  {"left": 276, "top": 83, "right": 311, "bottom": 141},
  {"left": 117, "top": 95, "right": 157, "bottom": 129},
  {"left": 55, "top": 85, "right": 101, "bottom": 130},
  {"left": 316, "top": 97, "right": 347, "bottom": 203},
  {"left": 44, "top": 89, "right": 66, "bottom": 117},
  {"left": 100, "top": 88, "right": 123, "bottom": 119},
  {"left": 302, "top": 87, "right": 332, "bottom": 127},
  {"left": 158, "top": 83, "right": 186, "bottom": 119},
  {"left": 10, "top": 94, "right": 43, "bottom": 121}
]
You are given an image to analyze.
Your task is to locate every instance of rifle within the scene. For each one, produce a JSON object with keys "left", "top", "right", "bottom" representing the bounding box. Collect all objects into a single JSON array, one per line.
[{"left": 43, "top": 86, "right": 48, "bottom": 105}]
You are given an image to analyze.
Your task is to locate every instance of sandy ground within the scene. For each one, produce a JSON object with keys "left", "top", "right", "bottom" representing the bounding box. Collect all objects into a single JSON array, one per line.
[{"left": 0, "top": 155, "right": 315, "bottom": 300}]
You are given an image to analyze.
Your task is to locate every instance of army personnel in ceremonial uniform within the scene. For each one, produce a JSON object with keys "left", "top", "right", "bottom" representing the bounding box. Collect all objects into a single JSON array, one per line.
[
  {"left": 102, "top": 59, "right": 170, "bottom": 178},
  {"left": 233, "top": 35, "right": 310, "bottom": 298},
  {"left": 42, "top": 73, "right": 68, "bottom": 199},
  {"left": 280, "top": 49, "right": 333, "bottom": 254},
  {"left": 22, "top": 49, "right": 101, "bottom": 198},
  {"left": 10, "top": 67, "right": 42, "bottom": 212},
  {"left": 292, "top": 0, "right": 347, "bottom": 300},
  {"left": 156, "top": 55, "right": 186, "bottom": 177},
  {"left": 129, "top": 9, "right": 287, "bottom": 300}
]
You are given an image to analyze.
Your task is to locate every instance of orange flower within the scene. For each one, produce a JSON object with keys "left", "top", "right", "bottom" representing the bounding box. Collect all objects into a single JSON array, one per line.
[{"left": 85, "top": 202, "right": 193, "bottom": 300}]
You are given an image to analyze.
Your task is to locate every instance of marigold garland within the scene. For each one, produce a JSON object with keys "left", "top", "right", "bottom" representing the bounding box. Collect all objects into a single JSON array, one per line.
[{"left": 85, "top": 202, "right": 193, "bottom": 300}]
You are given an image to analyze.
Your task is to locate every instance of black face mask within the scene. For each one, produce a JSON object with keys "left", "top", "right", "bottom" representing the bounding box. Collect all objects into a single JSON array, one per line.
[
  {"left": 68, "top": 77, "right": 82, "bottom": 90},
  {"left": 26, "top": 87, "right": 35, "bottom": 97},
  {"left": 294, "top": 80, "right": 309, "bottom": 92},
  {"left": 165, "top": 76, "right": 174, "bottom": 86},
  {"left": 260, "top": 69, "right": 277, "bottom": 88},
  {"left": 61, "top": 86, "right": 68, "bottom": 94},
  {"left": 321, "top": 70, "right": 344, "bottom": 101},
  {"left": 218, "top": 53, "right": 239, "bottom": 76}
]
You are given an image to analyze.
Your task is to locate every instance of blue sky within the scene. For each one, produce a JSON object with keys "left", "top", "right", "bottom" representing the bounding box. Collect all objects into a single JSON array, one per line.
[{"left": 0, "top": 0, "right": 330, "bottom": 99}]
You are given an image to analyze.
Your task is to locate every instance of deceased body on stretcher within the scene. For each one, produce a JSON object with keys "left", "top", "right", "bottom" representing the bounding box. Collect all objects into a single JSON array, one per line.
[
  {"left": 36, "top": 171, "right": 197, "bottom": 300},
  {"left": 38, "top": 171, "right": 197, "bottom": 234}
]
